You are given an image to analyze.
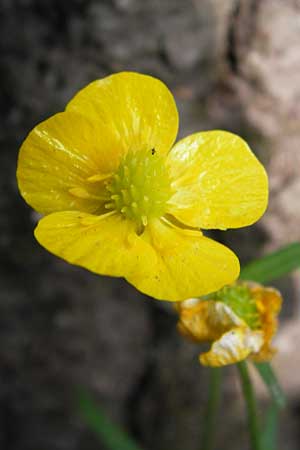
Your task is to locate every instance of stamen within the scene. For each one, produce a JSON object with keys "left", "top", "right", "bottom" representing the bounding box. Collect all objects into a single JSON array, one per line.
[
  {"left": 141, "top": 215, "right": 148, "bottom": 226},
  {"left": 80, "top": 210, "right": 117, "bottom": 226},
  {"left": 106, "top": 184, "right": 114, "bottom": 193},
  {"left": 105, "top": 202, "right": 115, "bottom": 209},
  {"left": 160, "top": 216, "right": 203, "bottom": 237},
  {"left": 130, "top": 184, "right": 137, "bottom": 197},
  {"left": 87, "top": 173, "right": 113, "bottom": 183},
  {"left": 170, "top": 171, "right": 200, "bottom": 187},
  {"left": 69, "top": 187, "right": 108, "bottom": 201},
  {"left": 121, "top": 189, "right": 130, "bottom": 204}
]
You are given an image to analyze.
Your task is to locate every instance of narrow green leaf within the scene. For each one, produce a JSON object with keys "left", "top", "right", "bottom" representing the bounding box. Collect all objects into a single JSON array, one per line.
[
  {"left": 254, "top": 362, "right": 286, "bottom": 409},
  {"left": 201, "top": 367, "right": 222, "bottom": 450},
  {"left": 77, "top": 388, "right": 143, "bottom": 450},
  {"left": 237, "top": 361, "right": 263, "bottom": 450},
  {"left": 240, "top": 242, "right": 300, "bottom": 284},
  {"left": 260, "top": 404, "right": 279, "bottom": 450}
]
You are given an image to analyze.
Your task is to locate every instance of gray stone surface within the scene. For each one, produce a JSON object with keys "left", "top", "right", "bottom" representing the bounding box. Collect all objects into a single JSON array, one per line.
[{"left": 1, "top": 0, "right": 300, "bottom": 449}]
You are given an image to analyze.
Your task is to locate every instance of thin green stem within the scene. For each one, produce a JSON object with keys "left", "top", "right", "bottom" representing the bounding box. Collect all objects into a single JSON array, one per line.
[
  {"left": 201, "top": 367, "right": 222, "bottom": 450},
  {"left": 237, "top": 361, "right": 262, "bottom": 450},
  {"left": 254, "top": 362, "right": 286, "bottom": 409}
]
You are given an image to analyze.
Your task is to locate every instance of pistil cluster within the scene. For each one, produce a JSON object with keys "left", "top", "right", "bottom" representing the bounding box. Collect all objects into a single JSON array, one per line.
[{"left": 105, "top": 148, "right": 171, "bottom": 230}]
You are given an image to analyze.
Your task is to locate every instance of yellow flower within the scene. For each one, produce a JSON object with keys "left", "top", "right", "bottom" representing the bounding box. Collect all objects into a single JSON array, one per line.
[
  {"left": 17, "top": 72, "right": 268, "bottom": 301},
  {"left": 176, "top": 283, "right": 282, "bottom": 366}
]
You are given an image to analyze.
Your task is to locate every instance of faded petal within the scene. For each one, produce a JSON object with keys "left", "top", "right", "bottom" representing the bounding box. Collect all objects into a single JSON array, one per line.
[
  {"left": 176, "top": 300, "right": 218, "bottom": 342},
  {"left": 200, "top": 327, "right": 264, "bottom": 367},
  {"left": 176, "top": 300, "right": 245, "bottom": 342},
  {"left": 251, "top": 286, "right": 282, "bottom": 362}
]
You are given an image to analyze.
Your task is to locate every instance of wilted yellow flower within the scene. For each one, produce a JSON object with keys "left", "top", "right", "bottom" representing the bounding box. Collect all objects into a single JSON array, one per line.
[
  {"left": 176, "top": 283, "right": 282, "bottom": 366},
  {"left": 17, "top": 72, "right": 268, "bottom": 301}
]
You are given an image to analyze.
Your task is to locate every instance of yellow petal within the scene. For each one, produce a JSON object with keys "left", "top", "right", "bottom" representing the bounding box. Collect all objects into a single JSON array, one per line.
[
  {"left": 67, "top": 72, "right": 179, "bottom": 155},
  {"left": 127, "top": 219, "right": 240, "bottom": 301},
  {"left": 34, "top": 211, "right": 153, "bottom": 278},
  {"left": 167, "top": 130, "right": 268, "bottom": 229},
  {"left": 200, "top": 327, "right": 264, "bottom": 367},
  {"left": 35, "top": 213, "right": 239, "bottom": 301},
  {"left": 17, "top": 112, "right": 125, "bottom": 214}
]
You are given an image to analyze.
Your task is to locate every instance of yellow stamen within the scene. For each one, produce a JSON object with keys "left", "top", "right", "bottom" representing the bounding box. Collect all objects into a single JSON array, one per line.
[
  {"left": 160, "top": 216, "right": 202, "bottom": 237},
  {"left": 87, "top": 173, "right": 113, "bottom": 183},
  {"left": 69, "top": 187, "right": 108, "bottom": 201},
  {"left": 80, "top": 211, "right": 117, "bottom": 226}
]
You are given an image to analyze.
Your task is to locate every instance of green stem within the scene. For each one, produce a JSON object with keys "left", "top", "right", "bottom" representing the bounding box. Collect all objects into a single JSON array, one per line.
[
  {"left": 254, "top": 362, "right": 286, "bottom": 409},
  {"left": 237, "top": 361, "right": 262, "bottom": 450},
  {"left": 201, "top": 367, "right": 222, "bottom": 450}
]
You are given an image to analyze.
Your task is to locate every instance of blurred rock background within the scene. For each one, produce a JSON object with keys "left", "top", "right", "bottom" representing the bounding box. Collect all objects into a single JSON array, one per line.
[{"left": 1, "top": 0, "right": 300, "bottom": 449}]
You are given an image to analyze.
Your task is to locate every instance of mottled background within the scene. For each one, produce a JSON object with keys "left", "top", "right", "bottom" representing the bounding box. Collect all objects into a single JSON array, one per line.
[{"left": 1, "top": 1, "right": 300, "bottom": 449}]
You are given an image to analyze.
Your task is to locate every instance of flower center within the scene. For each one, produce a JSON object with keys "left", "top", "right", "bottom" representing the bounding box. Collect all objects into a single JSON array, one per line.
[
  {"left": 105, "top": 149, "right": 172, "bottom": 228},
  {"left": 207, "top": 284, "right": 262, "bottom": 330}
]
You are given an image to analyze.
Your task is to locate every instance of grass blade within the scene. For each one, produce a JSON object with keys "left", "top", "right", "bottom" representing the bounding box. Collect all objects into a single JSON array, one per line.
[
  {"left": 77, "top": 388, "right": 143, "bottom": 450},
  {"left": 201, "top": 367, "right": 222, "bottom": 450},
  {"left": 254, "top": 362, "right": 286, "bottom": 409},
  {"left": 260, "top": 404, "right": 279, "bottom": 450},
  {"left": 240, "top": 242, "right": 300, "bottom": 284}
]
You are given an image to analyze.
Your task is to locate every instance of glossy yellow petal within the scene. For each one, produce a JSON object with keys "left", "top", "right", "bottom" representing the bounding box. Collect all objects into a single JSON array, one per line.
[
  {"left": 167, "top": 130, "right": 268, "bottom": 229},
  {"left": 200, "top": 327, "right": 264, "bottom": 367},
  {"left": 34, "top": 212, "right": 238, "bottom": 301},
  {"left": 17, "top": 112, "right": 125, "bottom": 214},
  {"left": 67, "top": 72, "right": 179, "bottom": 155},
  {"left": 34, "top": 211, "right": 153, "bottom": 277},
  {"left": 127, "top": 219, "right": 240, "bottom": 301}
]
